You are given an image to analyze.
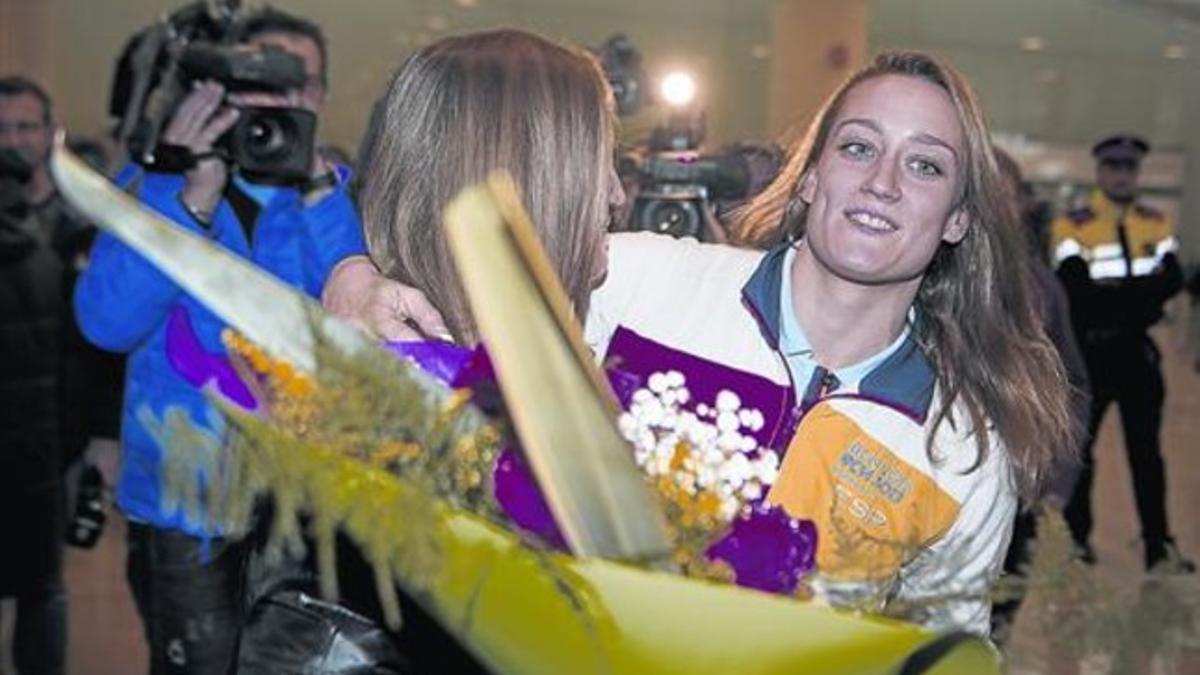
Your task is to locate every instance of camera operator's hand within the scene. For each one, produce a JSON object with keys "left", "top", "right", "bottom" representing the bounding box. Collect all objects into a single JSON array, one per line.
[
  {"left": 701, "top": 203, "right": 729, "bottom": 244},
  {"left": 162, "top": 80, "right": 239, "bottom": 222}
]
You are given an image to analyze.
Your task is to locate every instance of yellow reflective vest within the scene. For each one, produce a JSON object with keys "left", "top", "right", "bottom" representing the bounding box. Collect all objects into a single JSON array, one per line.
[
  {"left": 1050, "top": 190, "right": 1182, "bottom": 337},
  {"left": 1051, "top": 190, "right": 1177, "bottom": 282}
]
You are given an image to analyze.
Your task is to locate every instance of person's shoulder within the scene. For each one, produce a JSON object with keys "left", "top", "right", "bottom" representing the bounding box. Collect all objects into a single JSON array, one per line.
[
  {"left": 609, "top": 231, "right": 764, "bottom": 276},
  {"left": 1133, "top": 202, "right": 1167, "bottom": 221},
  {"left": 1058, "top": 205, "right": 1096, "bottom": 226}
]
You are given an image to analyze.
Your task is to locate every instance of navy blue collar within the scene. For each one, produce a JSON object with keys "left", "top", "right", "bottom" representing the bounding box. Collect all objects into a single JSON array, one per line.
[{"left": 740, "top": 242, "right": 937, "bottom": 422}]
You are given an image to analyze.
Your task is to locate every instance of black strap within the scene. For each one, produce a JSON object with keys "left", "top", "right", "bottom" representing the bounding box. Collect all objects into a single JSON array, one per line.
[
  {"left": 1116, "top": 208, "right": 1134, "bottom": 278},
  {"left": 302, "top": 171, "right": 338, "bottom": 198},
  {"left": 147, "top": 143, "right": 224, "bottom": 173},
  {"left": 224, "top": 181, "right": 261, "bottom": 247}
]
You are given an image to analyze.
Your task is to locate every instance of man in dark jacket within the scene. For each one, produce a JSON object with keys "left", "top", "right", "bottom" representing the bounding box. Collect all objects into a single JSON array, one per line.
[{"left": 0, "top": 75, "right": 124, "bottom": 675}]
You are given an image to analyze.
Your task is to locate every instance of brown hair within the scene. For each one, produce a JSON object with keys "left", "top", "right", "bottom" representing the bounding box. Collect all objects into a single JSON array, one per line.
[
  {"left": 736, "top": 52, "right": 1076, "bottom": 502},
  {"left": 0, "top": 75, "right": 53, "bottom": 123},
  {"left": 357, "top": 29, "right": 616, "bottom": 343}
]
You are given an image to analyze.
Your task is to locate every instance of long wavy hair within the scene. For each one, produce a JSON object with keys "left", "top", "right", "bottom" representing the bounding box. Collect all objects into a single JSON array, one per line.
[
  {"left": 357, "top": 29, "right": 616, "bottom": 344},
  {"left": 736, "top": 52, "right": 1077, "bottom": 502}
]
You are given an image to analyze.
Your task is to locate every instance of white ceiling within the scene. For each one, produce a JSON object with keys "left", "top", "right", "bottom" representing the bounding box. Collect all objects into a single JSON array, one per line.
[
  {"left": 45, "top": 0, "right": 1200, "bottom": 152},
  {"left": 372, "top": 0, "right": 1200, "bottom": 147},
  {"left": 869, "top": 0, "right": 1200, "bottom": 147}
]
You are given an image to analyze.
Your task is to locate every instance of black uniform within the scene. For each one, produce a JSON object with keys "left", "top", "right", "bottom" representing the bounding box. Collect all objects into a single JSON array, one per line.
[{"left": 1051, "top": 135, "right": 1188, "bottom": 571}]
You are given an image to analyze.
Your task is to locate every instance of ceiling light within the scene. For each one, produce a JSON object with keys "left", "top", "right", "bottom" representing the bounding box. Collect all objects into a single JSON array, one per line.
[
  {"left": 1036, "top": 67, "right": 1060, "bottom": 84},
  {"left": 660, "top": 72, "right": 698, "bottom": 107}
]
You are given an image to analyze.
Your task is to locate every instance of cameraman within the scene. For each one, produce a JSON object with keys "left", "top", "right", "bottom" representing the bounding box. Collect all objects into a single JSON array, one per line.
[{"left": 74, "top": 9, "right": 367, "bottom": 674}]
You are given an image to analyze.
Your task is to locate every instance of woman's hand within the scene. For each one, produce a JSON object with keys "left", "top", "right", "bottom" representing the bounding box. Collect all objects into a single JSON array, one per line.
[{"left": 322, "top": 256, "right": 452, "bottom": 341}]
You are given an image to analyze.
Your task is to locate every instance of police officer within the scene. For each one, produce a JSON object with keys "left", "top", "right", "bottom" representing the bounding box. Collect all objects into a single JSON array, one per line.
[{"left": 1052, "top": 134, "right": 1191, "bottom": 573}]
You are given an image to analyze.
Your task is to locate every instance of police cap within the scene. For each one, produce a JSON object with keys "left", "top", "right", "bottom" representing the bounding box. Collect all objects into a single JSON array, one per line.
[{"left": 1092, "top": 134, "right": 1150, "bottom": 163}]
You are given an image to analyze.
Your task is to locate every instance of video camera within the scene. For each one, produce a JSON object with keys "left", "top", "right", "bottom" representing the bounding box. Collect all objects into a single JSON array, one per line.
[
  {"left": 109, "top": 0, "right": 316, "bottom": 183},
  {"left": 592, "top": 35, "right": 752, "bottom": 240},
  {"left": 628, "top": 103, "right": 750, "bottom": 240},
  {"left": 631, "top": 150, "right": 750, "bottom": 240}
]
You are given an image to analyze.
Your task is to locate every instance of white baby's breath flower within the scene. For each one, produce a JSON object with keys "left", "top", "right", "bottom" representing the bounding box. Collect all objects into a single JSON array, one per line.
[
  {"left": 640, "top": 399, "right": 665, "bottom": 426},
  {"left": 696, "top": 423, "right": 719, "bottom": 445},
  {"left": 760, "top": 449, "right": 779, "bottom": 469},
  {"left": 717, "top": 430, "right": 743, "bottom": 452},
  {"left": 700, "top": 448, "right": 724, "bottom": 467},
  {"left": 648, "top": 372, "right": 669, "bottom": 394},
  {"left": 725, "top": 452, "right": 752, "bottom": 478},
  {"left": 622, "top": 372, "right": 782, "bottom": 528},
  {"left": 665, "top": 370, "right": 685, "bottom": 389},
  {"left": 715, "top": 390, "right": 741, "bottom": 412},
  {"left": 716, "top": 411, "right": 739, "bottom": 433},
  {"left": 652, "top": 452, "right": 673, "bottom": 476},
  {"left": 741, "top": 482, "right": 763, "bottom": 501},
  {"left": 618, "top": 413, "right": 637, "bottom": 439},
  {"left": 638, "top": 430, "right": 656, "bottom": 453},
  {"left": 754, "top": 452, "right": 780, "bottom": 484}
]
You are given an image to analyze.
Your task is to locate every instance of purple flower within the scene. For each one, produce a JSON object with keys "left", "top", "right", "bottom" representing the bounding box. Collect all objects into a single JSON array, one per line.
[{"left": 705, "top": 504, "right": 817, "bottom": 595}]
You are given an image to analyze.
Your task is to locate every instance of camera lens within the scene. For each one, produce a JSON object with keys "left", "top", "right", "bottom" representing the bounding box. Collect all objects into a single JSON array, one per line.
[
  {"left": 242, "top": 113, "right": 297, "bottom": 162},
  {"left": 223, "top": 107, "right": 316, "bottom": 183},
  {"left": 640, "top": 199, "right": 701, "bottom": 239}
]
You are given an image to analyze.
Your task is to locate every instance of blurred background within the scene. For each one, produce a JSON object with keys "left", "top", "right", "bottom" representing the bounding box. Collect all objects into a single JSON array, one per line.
[
  {"left": 3, "top": 1, "right": 1200, "bottom": 673},
  {"left": 3, "top": 0, "right": 1200, "bottom": 255}
]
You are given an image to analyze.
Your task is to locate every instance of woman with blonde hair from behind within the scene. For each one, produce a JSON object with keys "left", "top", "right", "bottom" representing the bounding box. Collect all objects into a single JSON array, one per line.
[
  {"left": 237, "top": 29, "right": 623, "bottom": 674},
  {"left": 356, "top": 28, "right": 622, "bottom": 344}
]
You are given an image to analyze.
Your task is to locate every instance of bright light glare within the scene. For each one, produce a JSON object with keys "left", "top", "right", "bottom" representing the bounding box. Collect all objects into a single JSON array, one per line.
[{"left": 660, "top": 72, "right": 697, "bottom": 107}]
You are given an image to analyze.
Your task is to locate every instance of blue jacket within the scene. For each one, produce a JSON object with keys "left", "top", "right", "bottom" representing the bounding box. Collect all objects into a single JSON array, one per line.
[{"left": 74, "top": 168, "right": 365, "bottom": 537}]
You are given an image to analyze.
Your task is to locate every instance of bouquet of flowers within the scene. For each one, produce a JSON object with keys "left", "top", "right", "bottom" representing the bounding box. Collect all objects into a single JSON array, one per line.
[{"left": 51, "top": 146, "right": 999, "bottom": 673}]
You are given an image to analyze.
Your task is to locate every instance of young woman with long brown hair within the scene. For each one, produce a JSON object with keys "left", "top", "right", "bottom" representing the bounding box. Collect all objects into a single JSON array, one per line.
[{"left": 585, "top": 51, "right": 1075, "bottom": 632}]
